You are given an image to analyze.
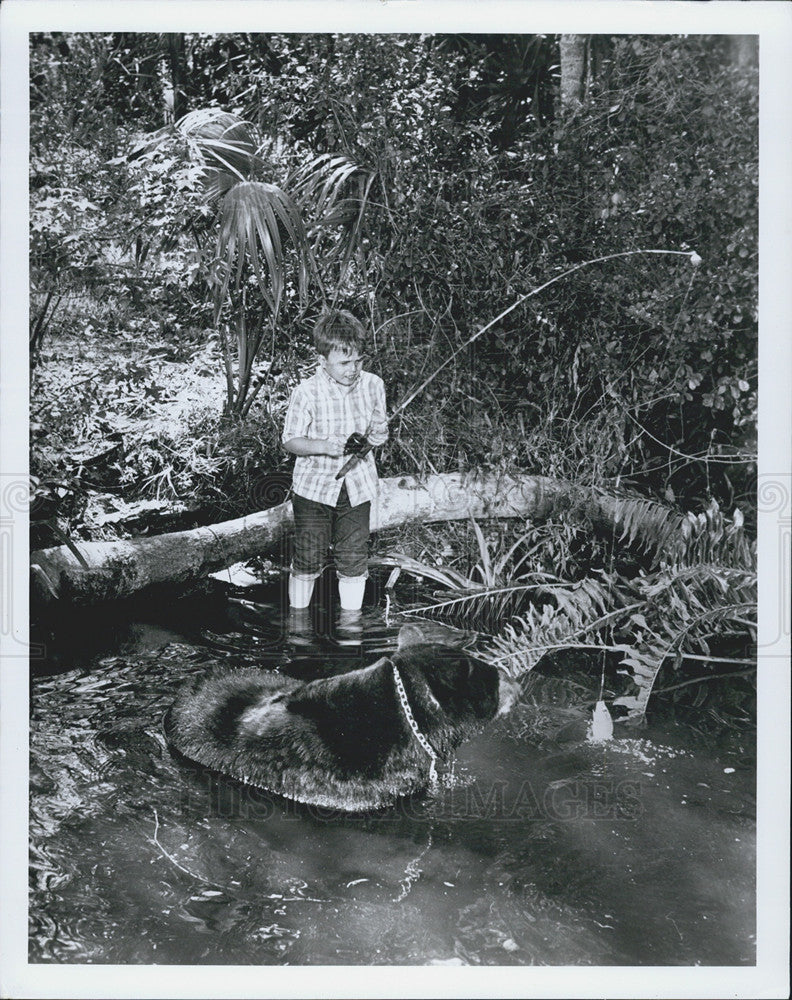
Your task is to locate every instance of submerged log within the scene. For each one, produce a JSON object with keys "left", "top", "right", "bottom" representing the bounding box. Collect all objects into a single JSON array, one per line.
[{"left": 30, "top": 472, "right": 619, "bottom": 608}]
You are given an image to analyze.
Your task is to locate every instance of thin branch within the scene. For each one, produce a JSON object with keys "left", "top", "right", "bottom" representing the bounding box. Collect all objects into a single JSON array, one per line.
[
  {"left": 402, "top": 581, "right": 558, "bottom": 616},
  {"left": 677, "top": 653, "right": 755, "bottom": 666},
  {"left": 624, "top": 411, "right": 756, "bottom": 465},
  {"left": 149, "top": 809, "right": 228, "bottom": 890},
  {"left": 341, "top": 248, "right": 702, "bottom": 479},
  {"left": 391, "top": 249, "right": 700, "bottom": 423},
  {"left": 653, "top": 668, "right": 756, "bottom": 695}
]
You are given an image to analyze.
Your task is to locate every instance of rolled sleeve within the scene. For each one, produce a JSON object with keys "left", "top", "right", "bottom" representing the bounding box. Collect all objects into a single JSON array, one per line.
[
  {"left": 282, "top": 384, "right": 312, "bottom": 444},
  {"left": 367, "top": 376, "right": 389, "bottom": 446}
]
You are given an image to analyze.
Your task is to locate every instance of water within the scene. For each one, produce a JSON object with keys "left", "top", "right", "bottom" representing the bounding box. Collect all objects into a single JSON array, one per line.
[{"left": 29, "top": 581, "right": 756, "bottom": 966}]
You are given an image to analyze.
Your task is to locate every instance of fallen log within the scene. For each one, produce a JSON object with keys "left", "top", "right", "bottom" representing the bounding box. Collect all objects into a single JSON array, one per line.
[{"left": 30, "top": 472, "right": 621, "bottom": 608}]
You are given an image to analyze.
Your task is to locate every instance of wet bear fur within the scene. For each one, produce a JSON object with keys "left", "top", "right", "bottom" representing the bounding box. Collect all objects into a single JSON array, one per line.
[{"left": 164, "top": 626, "right": 504, "bottom": 812}]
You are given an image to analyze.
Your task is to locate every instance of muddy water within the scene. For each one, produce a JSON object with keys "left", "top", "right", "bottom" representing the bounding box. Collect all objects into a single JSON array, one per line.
[{"left": 29, "top": 583, "right": 755, "bottom": 966}]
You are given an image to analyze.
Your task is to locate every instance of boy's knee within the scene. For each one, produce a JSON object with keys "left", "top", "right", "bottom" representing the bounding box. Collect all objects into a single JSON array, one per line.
[
  {"left": 334, "top": 546, "right": 369, "bottom": 577},
  {"left": 290, "top": 569, "right": 322, "bottom": 582},
  {"left": 292, "top": 517, "right": 331, "bottom": 576},
  {"left": 291, "top": 538, "right": 326, "bottom": 575}
]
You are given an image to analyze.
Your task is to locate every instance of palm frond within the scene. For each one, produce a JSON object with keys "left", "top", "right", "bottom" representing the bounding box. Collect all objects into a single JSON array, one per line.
[
  {"left": 213, "top": 181, "right": 311, "bottom": 320},
  {"left": 371, "top": 552, "right": 481, "bottom": 591},
  {"left": 134, "top": 109, "right": 261, "bottom": 198},
  {"left": 176, "top": 108, "right": 259, "bottom": 187},
  {"left": 41, "top": 519, "right": 90, "bottom": 569},
  {"left": 290, "top": 154, "right": 363, "bottom": 218},
  {"left": 289, "top": 153, "right": 376, "bottom": 270}
]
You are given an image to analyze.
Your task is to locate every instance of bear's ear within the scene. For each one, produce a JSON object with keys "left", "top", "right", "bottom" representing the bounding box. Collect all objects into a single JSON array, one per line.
[{"left": 397, "top": 624, "right": 426, "bottom": 649}]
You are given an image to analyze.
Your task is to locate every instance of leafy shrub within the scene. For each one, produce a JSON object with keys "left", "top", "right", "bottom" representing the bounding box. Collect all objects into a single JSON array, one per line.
[{"left": 30, "top": 33, "right": 757, "bottom": 541}]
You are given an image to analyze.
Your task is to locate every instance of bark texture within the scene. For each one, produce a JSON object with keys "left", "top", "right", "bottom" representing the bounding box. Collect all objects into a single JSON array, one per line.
[
  {"left": 31, "top": 472, "right": 620, "bottom": 608},
  {"left": 559, "top": 34, "right": 586, "bottom": 111}
]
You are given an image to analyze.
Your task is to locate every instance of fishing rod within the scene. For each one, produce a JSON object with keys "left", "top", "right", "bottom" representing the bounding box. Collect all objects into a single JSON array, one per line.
[{"left": 336, "top": 247, "right": 702, "bottom": 480}]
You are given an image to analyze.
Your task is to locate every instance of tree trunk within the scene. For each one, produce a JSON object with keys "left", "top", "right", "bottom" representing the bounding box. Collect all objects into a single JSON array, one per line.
[
  {"left": 165, "top": 33, "right": 187, "bottom": 123},
  {"left": 559, "top": 34, "right": 586, "bottom": 112},
  {"left": 730, "top": 35, "right": 758, "bottom": 70},
  {"left": 30, "top": 472, "right": 628, "bottom": 609}
]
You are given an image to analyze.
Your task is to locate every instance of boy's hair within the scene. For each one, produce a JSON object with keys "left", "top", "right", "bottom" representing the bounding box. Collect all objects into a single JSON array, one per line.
[{"left": 313, "top": 310, "right": 367, "bottom": 357}]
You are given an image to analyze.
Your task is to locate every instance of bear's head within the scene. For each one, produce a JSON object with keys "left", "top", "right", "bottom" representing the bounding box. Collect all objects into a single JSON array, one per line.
[{"left": 392, "top": 624, "right": 514, "bottom": 724}]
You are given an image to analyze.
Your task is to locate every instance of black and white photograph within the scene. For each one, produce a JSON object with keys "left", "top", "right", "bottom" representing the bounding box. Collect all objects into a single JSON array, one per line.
[{"left": 1, "top": 2, "right": 790, "bottom": 998}]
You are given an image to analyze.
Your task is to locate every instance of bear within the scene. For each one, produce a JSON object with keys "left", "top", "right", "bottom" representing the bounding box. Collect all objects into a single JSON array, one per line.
[{"left": 164, "top": 624, "right": 513, "bottom": 812}]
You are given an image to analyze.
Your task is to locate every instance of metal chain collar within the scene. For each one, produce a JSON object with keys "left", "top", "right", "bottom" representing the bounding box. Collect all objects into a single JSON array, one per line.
[{"left": 392, "top": 663, "right": 439, "bottom": 785}]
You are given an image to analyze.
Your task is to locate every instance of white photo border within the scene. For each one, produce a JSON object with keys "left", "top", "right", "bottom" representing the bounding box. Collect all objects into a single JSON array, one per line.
[{"left": 2, "top": 3, "right": 789, "bottom": 998}]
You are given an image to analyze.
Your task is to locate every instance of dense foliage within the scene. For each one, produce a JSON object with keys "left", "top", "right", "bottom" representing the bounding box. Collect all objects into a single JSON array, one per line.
[
  {"left": 30, "top": 33, "right": 757, "bottom": 720},
  {"left": 31, "top": 33, "right": 757, "bottom": 507}
]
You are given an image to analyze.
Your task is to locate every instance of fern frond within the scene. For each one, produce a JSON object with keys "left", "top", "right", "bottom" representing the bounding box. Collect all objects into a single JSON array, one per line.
[
  {"left": 612, "top": 560, "right": 756, "bottom": 724},
  {"left": 610, "top": 495, "right": 752, "bottom": 573},
  {"left": 393, "top": 494, "right": 755, "bottom": 725},
  {"left": 400, "top": 570, "right": 625, "bottom": 639},
  {"left": 484, "top": 603, "right": 569, "bottom": 677},
  {"left": 413, "top": 584, "right": 535, "bottom": 620},
  {"left": 678, "top": 502, "right": 754, "bottom": 570},
  {"left": 612, "top": 496, "right": 682, "bottom": 561},
  {"left": 551, "top": 574, "right": 620, "bottom": 623}
]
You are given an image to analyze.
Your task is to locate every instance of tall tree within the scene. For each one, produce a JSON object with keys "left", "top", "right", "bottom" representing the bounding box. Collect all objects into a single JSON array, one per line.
[
  {"left": 559, "top": 34, "right": 586, "bottom": 111},
  {"left": 730, "top": 35, "right": 758, "bottom": 69},
  {"left": 164, "top": 33, "right": 188, "bottom": 123}
]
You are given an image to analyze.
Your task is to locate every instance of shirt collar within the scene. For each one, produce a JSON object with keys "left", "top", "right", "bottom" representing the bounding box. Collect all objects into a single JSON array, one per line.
[{"left": 317, "top": 364, "right": 360, "bottom": 394}]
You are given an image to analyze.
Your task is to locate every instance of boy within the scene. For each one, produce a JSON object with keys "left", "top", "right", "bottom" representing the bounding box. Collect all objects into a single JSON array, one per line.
[{"left": 282, "top": 310, "right": 388, "bottom": 612}]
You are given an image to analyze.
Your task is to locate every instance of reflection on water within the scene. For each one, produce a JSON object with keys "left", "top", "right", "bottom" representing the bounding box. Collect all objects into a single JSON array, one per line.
[{"left": 29, "top": 582, "right": 756, "bottom": 965}]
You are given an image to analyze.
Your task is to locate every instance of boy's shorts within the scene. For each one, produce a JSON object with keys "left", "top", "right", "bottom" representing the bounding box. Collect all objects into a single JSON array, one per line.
[{"left": 291, "top": 484, "right": 370, "bottom": 579}]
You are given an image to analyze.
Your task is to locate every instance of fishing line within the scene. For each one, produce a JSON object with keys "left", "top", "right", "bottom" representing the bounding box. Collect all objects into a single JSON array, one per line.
[
  {"left": 586, "top": 498, "right": 617, "bottom": 745},
  {"left": 336, "top": 248, "right": 702, "bottom": 480},
  {"left": 602, "top": 514, "right": 618, "bottom": 704}
]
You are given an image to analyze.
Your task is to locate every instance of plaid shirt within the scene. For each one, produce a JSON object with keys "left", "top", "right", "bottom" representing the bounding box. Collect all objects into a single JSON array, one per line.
[{"left": 282, "top": 367, "right": 388, "bottom": 507}]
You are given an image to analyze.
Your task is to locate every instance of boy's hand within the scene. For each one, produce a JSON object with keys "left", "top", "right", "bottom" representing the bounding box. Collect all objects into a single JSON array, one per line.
[
  {"left": 321, "top": 437, "right": 346, "bottom": 457},
  {"left": 343, "top": 432, "right": 370, "bottom": 456}
]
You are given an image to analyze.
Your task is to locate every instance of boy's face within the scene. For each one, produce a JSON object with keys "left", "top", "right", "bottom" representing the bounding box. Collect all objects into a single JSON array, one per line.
[{"left": 320, "top": 346, "right": 365, "bottom": 387}]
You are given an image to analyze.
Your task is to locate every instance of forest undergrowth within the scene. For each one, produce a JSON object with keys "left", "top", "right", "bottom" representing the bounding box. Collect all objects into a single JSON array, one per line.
[{"left": 29, "top": 32, "right": 758, "bottom": 726}]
